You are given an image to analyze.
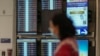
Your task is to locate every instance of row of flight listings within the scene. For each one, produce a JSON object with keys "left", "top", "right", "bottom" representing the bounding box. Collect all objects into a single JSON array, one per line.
[
  {"left": 17, "top": 38, "right": 89, "bottom": 56},
  {"left": 17, "top": 0, "right": 88, "bottom": 35}
]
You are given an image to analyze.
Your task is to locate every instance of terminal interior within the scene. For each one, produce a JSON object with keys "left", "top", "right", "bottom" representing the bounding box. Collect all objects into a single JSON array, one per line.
[{"left": 0, "top": 0, "right": 100, "bottom": 56}]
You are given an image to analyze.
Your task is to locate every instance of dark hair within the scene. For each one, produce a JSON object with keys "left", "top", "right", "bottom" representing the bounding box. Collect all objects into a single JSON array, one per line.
[{"left": 51, "top": 13, "right": 76, "bottom": 40}]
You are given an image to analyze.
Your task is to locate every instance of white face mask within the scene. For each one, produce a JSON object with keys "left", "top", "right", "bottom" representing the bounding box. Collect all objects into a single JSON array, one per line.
[
  {"left": 49, "top": 28, "right": 57, "bottom": 38},
  {"left": 49, "top": 28, "right": 54, "bottom": 35}
]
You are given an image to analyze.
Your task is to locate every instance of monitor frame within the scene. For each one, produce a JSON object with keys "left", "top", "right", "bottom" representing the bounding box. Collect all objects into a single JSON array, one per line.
[
  {"left": 16, "top": 0, "right": 38, "bottom": 35},
  {"left": 16, "top": 38, "right": 38, "bottom": 56}
]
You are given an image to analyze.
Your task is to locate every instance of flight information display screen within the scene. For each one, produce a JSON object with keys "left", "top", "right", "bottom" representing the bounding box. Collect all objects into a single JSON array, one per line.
[
  {"left": 41, "top": 0, "right": 62, "bottom": 35},
  {"left": 41, "top": 39, "right": 88, "bottom": 56},
  {"left": 42, "top": 10, "right": 62, "bottom": 35},
  {"left": 42, "top": 0, "right": 62, "bottom": 10},
  {"left": 17, "top": 0, "right": 37, "bottom": 34},
  {"left": 17, "top": 39, "right": 37, "bottom": 56},
  {"left": 67, "top": 0, "right": 88, "bottom": 35}
]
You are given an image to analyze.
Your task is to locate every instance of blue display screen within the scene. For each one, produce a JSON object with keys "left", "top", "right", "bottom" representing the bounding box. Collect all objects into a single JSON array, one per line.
[
  {"left": 77, "top": 40, "right": 88, "bottom": 56},
  {"left": 67, "top": 0, "right": 88, "bottom": 35}
]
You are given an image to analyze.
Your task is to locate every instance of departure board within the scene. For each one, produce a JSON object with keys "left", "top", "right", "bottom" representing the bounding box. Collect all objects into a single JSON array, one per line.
[
  {"left": 41, "top": 39, "right": 59, "bottom": 56},
  {"left": 41, "top": 39, "right": 88, "bottom": 56},
  {"left": 42, "top": 10, "right": 62, "bottom": 35},
  {"left": 41, "top": 0, "right": 62, "bottom": 35},
  {"left": 17, "top": 0, "right": 37, "bottom": 34},
  {"left": 17, "top": 39, "right": 37, "bottom": 56},
  {"left": 42, "top": 0, "right": 62, "bottom": 10}
]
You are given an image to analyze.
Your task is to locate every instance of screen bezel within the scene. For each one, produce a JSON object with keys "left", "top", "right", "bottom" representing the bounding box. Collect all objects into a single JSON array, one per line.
[{"left": 16, "top": 0, "right": 38, "bottom": 35}]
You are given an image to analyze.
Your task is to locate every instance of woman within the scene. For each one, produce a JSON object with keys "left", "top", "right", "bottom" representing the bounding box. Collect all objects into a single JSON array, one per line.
[{"left": 49, "top": 13, "right": 79, "bottom": 56}]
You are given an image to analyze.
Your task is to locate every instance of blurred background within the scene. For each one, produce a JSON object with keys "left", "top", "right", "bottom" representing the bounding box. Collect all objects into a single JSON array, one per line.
[{"left": 0, "top": 0, "right": 100, "bottom": 56}]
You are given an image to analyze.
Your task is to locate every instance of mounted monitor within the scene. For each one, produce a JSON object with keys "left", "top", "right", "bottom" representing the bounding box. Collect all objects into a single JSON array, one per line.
[
  {"left": 41, "top": 0, "right": 62, "bottom": 35},
  {"left": 17, "top": 0, "right": 37, "bottom": 35},
  {"left": 41, "top": 0, "right": 62, "bottom": 10},
  {"left": 41, "top": 39, "right": 89, "bottom": 56},
  {"left": 67, "top": 0, "right": 88, "bottom": 35},
  {"left": 17, "top": 38, "right": 37, "bottom": 56}
]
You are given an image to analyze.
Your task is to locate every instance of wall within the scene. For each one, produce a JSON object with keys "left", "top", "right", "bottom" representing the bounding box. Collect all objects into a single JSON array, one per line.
[
  {"left": 0, "top": 0, "right": 15, "bottom": 56},
  {"left": 89, "top": 0, "right": 96, "bottom": 32}
]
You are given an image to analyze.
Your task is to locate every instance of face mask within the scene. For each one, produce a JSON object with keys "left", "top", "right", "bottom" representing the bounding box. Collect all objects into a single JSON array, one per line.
[
  {"left": 49, "top": 28, "right": 57, "bottom": 38},
  {"left": 49, "top": 28, "right": 54, "bottom": 35}
]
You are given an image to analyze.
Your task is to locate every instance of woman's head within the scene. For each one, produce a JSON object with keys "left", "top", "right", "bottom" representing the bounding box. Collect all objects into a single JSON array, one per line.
[{"left": 49, "top": 13, "right": 76, "bottom": 40}]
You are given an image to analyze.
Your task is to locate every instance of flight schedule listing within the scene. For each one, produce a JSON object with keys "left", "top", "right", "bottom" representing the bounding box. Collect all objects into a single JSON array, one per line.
[
  {"left": 41, "top": 39, "right": 59, "bottom": 56},
  {"left": 67, "top": 0, "right": 88, "bottom": 35},
  {"left": 17, "top": 39, "right": 37, "bottom": 56},
  {"left": 42, "top": 0, "right": 62, "bottom": 10},
  {"left": 17, "top": 0, "right": 37, "bottom": 34},
  {"left": 41, "top": 0, "right": 62, "bottom": 35}
]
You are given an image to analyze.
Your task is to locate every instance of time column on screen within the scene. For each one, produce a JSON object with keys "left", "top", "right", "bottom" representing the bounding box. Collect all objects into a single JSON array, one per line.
[
  {"left": 52, "top": 42, "right": 58, "bottom": 55},
  {"left": 41, "top": 43, "right": 48, "bottom": 56},
  {"left": 18, "top": 0, "right": 25, "bottom": 32},
  {"left": 27, "top": 42, "right": 37, "bottom": 56},
  {"left": 55, "top": 0, "right": 62, "bottom": 9},
  {"left": 29, "top": 0, "right": 37, "bottom": 32},
  {"left": 17, "top": 43, "right": 24, "bottom": 56}
]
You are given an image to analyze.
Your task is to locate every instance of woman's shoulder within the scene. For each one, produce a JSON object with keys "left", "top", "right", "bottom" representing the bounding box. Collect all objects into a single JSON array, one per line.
[
  {"left": 60, "top": 38, "right": 78, "bottom": 52},
  {"left": 54, "top": 42, "right": 79, "bottom": 56},
  {"left": 58, "top": 44, "right": 72, "bottom": 52}
]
